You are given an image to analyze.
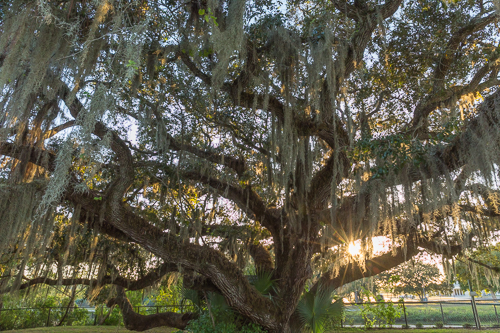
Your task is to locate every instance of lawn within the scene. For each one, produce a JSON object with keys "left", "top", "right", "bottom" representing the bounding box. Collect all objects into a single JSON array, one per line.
[
  {"left": 3, "top": 327, "right": 177, "bottom": 333},
  {"left": 329, "top": 330, "right": 500, "bottom": 333},
  {"left": 343, "top": 301, "right": 500, "bottom": 328},
  {"left": 4, "top": 328, "right": 500, "bottom": 333}
]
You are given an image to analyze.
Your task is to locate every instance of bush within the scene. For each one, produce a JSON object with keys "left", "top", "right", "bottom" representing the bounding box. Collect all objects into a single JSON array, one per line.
[
  {"left": 185, "top": 312, "right": 238, "bottom": 333},
  {"left": 493, "top": 323, "right": 500, "bottom": 328},
  {"left": 185, "top": 312, "right": 264, "bottom": 333},
  {"left": 463, "top": 323, "right": 473, "bottom": 328},
  {"left": 435, "top": 321, "right": 443, "bottom": 328},
  {"left": 358, "top": 289, "right": 402, "bottom": 329},
  {"left": 0, "top": 296, "right": 91, "bottom": 330},
  {"left": 184, "top": 296, "right": 265, "bottom": 333},
  {"left": 401, "top": 324, "right": 409, "bottom": 329},
  {"left": 94, "top": 305, "right": 123, "bottom": 326},
  {"left": 415, "top": 323, "right": 423, "bottom": 329}
]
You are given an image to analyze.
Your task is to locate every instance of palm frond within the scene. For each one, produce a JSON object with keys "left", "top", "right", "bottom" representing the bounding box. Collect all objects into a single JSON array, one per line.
[
  {"left": 250, "top": 270, "right": 277, "bottom": 296},
  {"left": 296, "top": 284, "right": 343, "bottom": 333}
]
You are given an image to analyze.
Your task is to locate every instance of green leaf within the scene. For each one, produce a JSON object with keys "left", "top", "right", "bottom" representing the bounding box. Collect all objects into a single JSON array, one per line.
[
  {"left": 250, "top": 271, "right": 276, "bottom": 296},
  {"left": 198, "top": 9, "right": 205, "bottom": 15},
  {"left": 296, "top": 284, "right": 343, "bottom": 333}
]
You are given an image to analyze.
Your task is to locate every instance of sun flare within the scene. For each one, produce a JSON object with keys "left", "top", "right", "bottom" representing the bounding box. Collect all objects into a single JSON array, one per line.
[{"left": 347, "top": 242, "right": 361, "bottom": 256}]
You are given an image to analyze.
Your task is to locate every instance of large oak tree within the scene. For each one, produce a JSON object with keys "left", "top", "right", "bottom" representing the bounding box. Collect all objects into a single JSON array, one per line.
[{"left": 0, "top": 0, "right": 500, "bottom": 331}]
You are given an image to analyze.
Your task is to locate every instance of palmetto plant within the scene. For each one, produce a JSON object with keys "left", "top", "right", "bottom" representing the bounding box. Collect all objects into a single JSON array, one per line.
[
  {"left": 296, "top": 285, "right": 343, "bottom": 333},
  {"left": 250, "top": 271, "right": 277, "bottom": 297}
]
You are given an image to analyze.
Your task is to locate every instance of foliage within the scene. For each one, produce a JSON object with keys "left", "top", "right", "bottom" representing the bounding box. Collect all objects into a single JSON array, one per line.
[
  {"left": 416, "top": 323, "right": 423, "bottom": 329},
  {"left": 94, "top": 304, "right": 123, "bottom": 326},
  {"left": 435, "top": 321, "right": 443, "bottom": 328},
  {"left": 250, "top": 271, "right": 277, "bottom": 297},
  {"left": 0, "top": 0, "right": 500, "bottom": 331},
  {"left": 296, "top": 285, "right": 343, "bottom": 333},
  {"left": 0, "top": 296, "right": 90, "bottom": 330},
  {"left": 339, "top": 276, "right": 379, "bottom": 302},
  {"left": 454, "top": 244, "right": 500, "bottom": 293},
  {"left": 357, "top": 289, "right": 402, "bottom": 328},
  {"left": 377, "top": 258, "right": 448, "bottom": 300},
  {"left": 185, "top": 308, "right": 265, "bottom": 333}
]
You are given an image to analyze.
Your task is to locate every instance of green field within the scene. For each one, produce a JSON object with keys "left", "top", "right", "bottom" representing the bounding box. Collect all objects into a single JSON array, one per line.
[
  {"left": 3, "top": 327, "right": 176, "bottom": 333},
  {"left": 343, "top": 302, "right": 500, "bottom": 328}
]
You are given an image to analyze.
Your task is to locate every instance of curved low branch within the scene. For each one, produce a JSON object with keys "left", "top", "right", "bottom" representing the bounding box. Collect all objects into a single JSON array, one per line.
[
  {"left": 314, "top": 235, "right": 466, "bottom": 293},
  {"left": 107, "top": 286, "right": 197, "bottom": 331},
  {"left": 2, "top": 262, "right": 178, "bottom": 294}
]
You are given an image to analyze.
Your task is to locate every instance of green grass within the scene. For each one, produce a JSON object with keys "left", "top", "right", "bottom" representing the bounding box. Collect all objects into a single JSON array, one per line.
[
  {"left": 343, "top": 302, "right": 500, "bottom": 327},
  {"left": 3, "top": 327, "right": 177, "bottom": 332},
  {"left": 328, "top": 328, "right": 500, "bottom": 333}
]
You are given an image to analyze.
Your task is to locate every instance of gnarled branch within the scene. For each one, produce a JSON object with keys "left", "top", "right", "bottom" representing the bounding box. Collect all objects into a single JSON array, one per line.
[{"left": 108, "top": 286, "right": 197, "bottom": 331}]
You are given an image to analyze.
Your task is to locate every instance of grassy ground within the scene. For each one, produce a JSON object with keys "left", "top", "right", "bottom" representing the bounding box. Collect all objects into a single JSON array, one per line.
[
  {"left": 343, "top": 302, "right": 500, "bottom": 327},
  {"left": 4, "top": 328, "right": 500, "bottom": 333},
  {"left": 328, "top": 327, "right": 500, "bottom": 333},
  {"left": 3, "top": 327, "right": 176, "bottom": 333}
]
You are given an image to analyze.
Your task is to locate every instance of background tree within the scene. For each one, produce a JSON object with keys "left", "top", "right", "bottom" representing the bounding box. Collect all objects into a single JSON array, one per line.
[
  {"left": 377, "top": 258, "right": 447, "bottom": 300},
  {"left": 0, "top": 0, "right": 500, "bottom": 331},
  {"left": 454, "top": 244, "right": 500, "bottom": 294}
]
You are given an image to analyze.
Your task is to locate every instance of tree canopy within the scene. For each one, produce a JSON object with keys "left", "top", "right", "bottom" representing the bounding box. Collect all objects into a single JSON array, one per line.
[
  {"left": 377, "top": 257, "right": 448, "bottom": 300},
  {"left": 455, "top": 244, "right": 500, "bottom": 293},
  {"left": 0, "top": 0, "right": 500, "bottom": 331}
]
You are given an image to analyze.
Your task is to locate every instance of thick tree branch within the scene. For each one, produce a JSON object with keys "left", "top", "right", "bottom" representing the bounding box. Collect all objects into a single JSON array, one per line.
[
  {"left": 314, "top": 235, "right": 465, "bottom": 293},
  {"left": 182, "top": 169, "right": 280, "bottom": 232},
  {"left": 0, "top": 142, "right": 56, "bottom": 171},
  {"left": 1, "top": 262, "right": 177, "bottom": 294},
  {"left": 433, "top": 12, "right": 497, "bottom": 91},
  {"left": 411, "top": 11, "right": 499, "bottom": 128},
  {"left": 151, "top": 107, "right": 247, "bottom": 176},
  {"left": 314, "top": 243, "right": 421, "bottom": 292},
  {"left": 332, "top": 1, "right": 359, "bottom": 20},
  {"left": 108, "top": 286, "right": 197, "bottom": 331},
  {"left": 42, "top": 120, "right": 76, "bottom": 141}
]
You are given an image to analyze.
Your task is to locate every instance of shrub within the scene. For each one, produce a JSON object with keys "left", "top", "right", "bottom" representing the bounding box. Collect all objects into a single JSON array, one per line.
[
  {"left": 357, "top": 289, "right": 402, "bottom": 329},
  {"left": 240, "top": 323, "right": 266, "bottom": 333},
  {"left": 463, "top": 323, "right": 473, "bottom": 328},
  {"left": 297, "top": 285, "right": 343, "bottom": 333},
  {"left": 415, "top": 323, "right": 423, "bottom": 329},
  {"left": 185, "top": 312, "right": 238, "bottom": 333},
  {"left": 493, "top": 323, "right": 500, "bottom": 328},
  {"left": 401, "top": 324, "right": 409, "bottom": 329},
  {"left": 185, "top": 312, "right": 264, "bottom": 333},
  {"left": 435, "top": 321, "right": 443, "bottom": 328}
]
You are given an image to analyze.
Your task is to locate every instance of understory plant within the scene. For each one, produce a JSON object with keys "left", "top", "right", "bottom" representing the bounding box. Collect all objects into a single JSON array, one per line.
[
  {"left": 358, "top": 289, "right": 402, "bottom": 328},
  {"left": 184, "top": 290, "right": 265, "bottom": 333},
  {"left": 296, "top": 284, "right": 343, "bottom": 333}
]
